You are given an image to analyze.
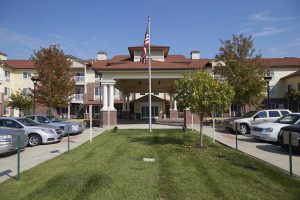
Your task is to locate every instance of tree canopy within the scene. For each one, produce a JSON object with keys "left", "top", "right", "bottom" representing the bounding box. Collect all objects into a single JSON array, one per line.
[
  {"left": 284, "top": 88, "right": 300, "bottom": 112},
  {"left": 9, "top": 90, "right": 32, "bottom": 117},
  {"left": 31, "top": 45, "right": 75, "bottom": 108},
  {"left": 215, "top": 34, "right": 267, "bottom": 113},
  {"left": 175, "top": 70, "right": 234, "bottom": 146}
]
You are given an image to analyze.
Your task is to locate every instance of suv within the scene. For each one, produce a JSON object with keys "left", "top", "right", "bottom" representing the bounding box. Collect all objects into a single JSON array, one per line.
[
  {"left": 0, "top": 117, "right": 64, "bottom": 147},
  {"left": 25, "top": 115, "right": 85, "bottom": 134},
  {"left": 223, "top": 109, "right": 291, "bottom": 134}
]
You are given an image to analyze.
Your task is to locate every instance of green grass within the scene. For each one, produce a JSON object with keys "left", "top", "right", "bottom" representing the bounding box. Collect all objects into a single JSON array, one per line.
[{"left": 1, "top": 129, "right": 300, "bottom": 200}]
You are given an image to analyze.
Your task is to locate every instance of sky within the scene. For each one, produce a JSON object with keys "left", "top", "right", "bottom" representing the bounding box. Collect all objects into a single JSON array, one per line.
[{"left": 0, "top": 0, "right": 299, "bottom": 60}]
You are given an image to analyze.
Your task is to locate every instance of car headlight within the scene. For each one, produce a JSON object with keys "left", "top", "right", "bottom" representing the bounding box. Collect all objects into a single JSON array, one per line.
[
  {"left": 41, "top": 129, "right": 55, "bottom": 134},
  {"left": 264, "top": 128, "right": 273, "bottom": 132},
  {"left": 0, "top": 135, "right": 12, "bottom": 141}
]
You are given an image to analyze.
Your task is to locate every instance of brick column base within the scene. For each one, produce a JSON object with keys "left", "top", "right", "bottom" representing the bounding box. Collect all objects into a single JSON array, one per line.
[
  {"left": 101, "top": 110, "right": 117, "bottom": 126},
  {"left": 170, "top": 110, "right": 179, "bottom": 119},
  {"left": 184, "top": 110, "right": 199, "bottom": 127},
  {"left": 122, "top": 111, "right": 130, "bottom": 119}
]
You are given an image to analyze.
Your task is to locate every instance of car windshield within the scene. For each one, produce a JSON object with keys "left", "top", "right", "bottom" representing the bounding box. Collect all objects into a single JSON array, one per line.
[
  {"left": 275, "top": 114, "right": 300, "bottom": 124},
  {"left": 242, "top": 111, "right": 257, "bottom": 118},
  {"left": 46, "top": 115, "right": 61, "bottom": 122},
  {"left": 16, "top": 118, "right": 40, "bottom": 126}
]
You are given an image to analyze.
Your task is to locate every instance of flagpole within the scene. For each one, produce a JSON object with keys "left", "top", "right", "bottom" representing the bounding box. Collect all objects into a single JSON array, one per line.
[{"left": 148, "top": 15, "right": 152, "bottom": 132}]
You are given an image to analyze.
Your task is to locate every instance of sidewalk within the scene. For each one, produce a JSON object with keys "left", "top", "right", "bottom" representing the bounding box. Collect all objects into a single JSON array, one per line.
[
  {"left": 199, "top": 126, "right": 300, "bottom": 176},
  {"left": 0, "top": 127, "right": 105, "bottom": 183}
]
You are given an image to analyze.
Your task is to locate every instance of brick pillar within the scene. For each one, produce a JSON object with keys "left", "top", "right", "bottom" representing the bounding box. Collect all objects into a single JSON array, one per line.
[
  {"left": 184, "top": 109, "right": 199, "bottom": 127},
  {"left": 170, "top": 110, "right": 179, "bottom": 119},
  {"left": 100, "top": 110, "right": 117, "bottom": 126}
]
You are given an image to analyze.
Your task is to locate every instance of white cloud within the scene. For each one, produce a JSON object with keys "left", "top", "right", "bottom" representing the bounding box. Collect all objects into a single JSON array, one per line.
[
  {"left": 252, "top": 26, "right": 293, "bottom": 38},
  {"left": 0, "top": 27, "right": 45, "bottom": 48},
  {"left": 250, "top": 11, "right": 299, "bottom": 22}
]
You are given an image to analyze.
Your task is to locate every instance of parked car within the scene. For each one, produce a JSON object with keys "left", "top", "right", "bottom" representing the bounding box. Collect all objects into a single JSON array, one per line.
[
  {"left": 251, "top": 113, "right": 300, "bottom": 142},
  {"left": 278, "top": 124, "right": 300, "bottom": 153},
  {"left": 0, "top": 127, "right": 28, "bottom": 155},
  {"left": 25, "top": 115, "right": 85, "bottom": 134},
  {"left": 0, "top": 117, "right": 64, "bottom": 147},
  {"left": 223, "top": 109, "right": 291, "bottom": 134}
]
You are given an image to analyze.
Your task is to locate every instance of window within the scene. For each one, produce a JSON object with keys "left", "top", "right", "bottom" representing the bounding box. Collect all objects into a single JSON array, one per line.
[
  {"left": 4, "top": 107, "right": 10, "bottom": 115},
  {"left": 287, "top": 84, "right": 293, "bottom": 92},
  {"left": 140, "top": 93, "right": 145, "bottom": 95},
  {"left": 280, "top": 111, "right": 289, "bottom": 116},
  {"left": 5, "top": 70, "right": 10, "bottom": 81},
  {"left": 154, "top": 93, "right": 159, "bottom": 95},
  {"left": 94, "top": 88, "right": 101, "bottom": 96},
  {"left": 95, "top": 73, "right": 101, "bottom": 81},
  {"left": 22, "top": 88, "right": 31, "bottom": 95},
  {"left": 266, "top": 69, "right": 274, "bottom": 77},
  {"left": 37, "top": 116, "right": 48, "bottom": 124},
  {"left": 268, "top": 111, "right": 280, "bottom": 117},
  {"left": 23, "top": 72, "right": 32, "bottom": 79},
  {"left": 256, "top": 111, "right": 267, "bottom": 118},
  {"left": 4, "top": 87, "right": 10, "bottom": 96}
]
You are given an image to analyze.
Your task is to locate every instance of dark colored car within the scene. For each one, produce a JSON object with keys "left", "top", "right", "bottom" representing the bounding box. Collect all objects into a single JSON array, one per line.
[{"left": 278, "top": 124, "right": 300, "bottom": 154}]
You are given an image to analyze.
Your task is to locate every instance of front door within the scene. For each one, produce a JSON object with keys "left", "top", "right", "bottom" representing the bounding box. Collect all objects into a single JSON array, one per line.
[{"left": 141, "top": 106, "right": 158, "bottom": 118}]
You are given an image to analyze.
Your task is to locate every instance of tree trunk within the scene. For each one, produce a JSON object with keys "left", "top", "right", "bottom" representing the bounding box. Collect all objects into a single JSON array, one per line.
[{"left": 199, "top": 114, "right": 204, "bottom": 147}]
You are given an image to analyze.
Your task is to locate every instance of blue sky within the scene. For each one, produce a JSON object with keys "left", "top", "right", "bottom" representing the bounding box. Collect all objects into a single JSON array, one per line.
[{"left": 0, "top": 0, "right": 299, "bottom": 60}]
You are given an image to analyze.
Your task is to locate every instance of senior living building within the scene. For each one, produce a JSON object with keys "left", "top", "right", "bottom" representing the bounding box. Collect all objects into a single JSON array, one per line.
[{"left": 0, "top": 45, "right": 300, "bottom": 126}]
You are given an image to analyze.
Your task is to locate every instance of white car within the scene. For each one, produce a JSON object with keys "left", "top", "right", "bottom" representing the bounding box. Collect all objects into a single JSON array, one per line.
[{"left": 251, "top": 113, "right": 300, "bottom": 142}]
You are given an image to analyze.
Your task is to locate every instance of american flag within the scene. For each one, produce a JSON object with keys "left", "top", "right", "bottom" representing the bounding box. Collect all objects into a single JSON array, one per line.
[{"left": 140, "top": 25, "right": 149, "bottom": 64}]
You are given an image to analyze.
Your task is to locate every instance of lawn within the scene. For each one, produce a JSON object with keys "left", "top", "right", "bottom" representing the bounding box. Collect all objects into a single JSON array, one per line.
[{"left": 1, "top": 129, "right": 299, "bottom": 200}]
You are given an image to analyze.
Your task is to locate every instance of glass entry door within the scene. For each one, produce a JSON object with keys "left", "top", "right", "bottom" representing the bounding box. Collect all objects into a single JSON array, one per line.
[{"left": 141, "top": 106, "right": 158, "bottom": 118}]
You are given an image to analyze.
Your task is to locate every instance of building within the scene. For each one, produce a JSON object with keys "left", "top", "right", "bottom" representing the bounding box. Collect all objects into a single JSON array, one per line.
[{"left": 0, "top": 47, "right": 300, "bottom": 126}]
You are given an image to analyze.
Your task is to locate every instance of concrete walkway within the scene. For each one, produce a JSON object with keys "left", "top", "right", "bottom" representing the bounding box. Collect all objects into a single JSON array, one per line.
[
  {"left": 198, "top": 126, "right": 300, "bottom": 177},
  {"left": 0, "top": 127, "right": 105, "bottom": 183}
]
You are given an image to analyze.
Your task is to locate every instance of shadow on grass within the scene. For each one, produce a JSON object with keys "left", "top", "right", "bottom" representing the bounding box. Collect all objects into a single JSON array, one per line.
[{"left": 128, "top": 134, "right": 194, "bottom": 146}]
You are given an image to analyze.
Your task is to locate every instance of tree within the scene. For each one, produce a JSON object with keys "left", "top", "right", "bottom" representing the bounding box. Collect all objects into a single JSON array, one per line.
[
  {"left": 9, "top": 90, "right": 32, "bottom": 117},
  {"left": 215, "top": 34, "right": 267, "bottom": 115},
  {"left": 175, "top": 70, "right": 234, "bottom": 147},
  {"left": 31, "top": 45, "right": 75, "bottom": 109},
  {"left": 284, "top": 89, "right": 300, "bottom": 112}
]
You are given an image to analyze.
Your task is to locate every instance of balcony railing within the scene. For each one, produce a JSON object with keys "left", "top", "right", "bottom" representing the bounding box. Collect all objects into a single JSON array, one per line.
[
  {"left": 74, "top": 76, "right": 85, "bottom": 83},
  {"left": 73, "top": 94, "right": 84, "bottom": 101}
]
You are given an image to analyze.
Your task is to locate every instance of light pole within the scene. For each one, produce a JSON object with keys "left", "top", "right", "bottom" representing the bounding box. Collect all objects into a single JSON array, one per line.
[
  {"left": 264, "top": 76, "right": 272, "bottom": 109},
  {"left": 96, "top": 72, "right": 102, "bottom": 127},
  {"left": 31, "top": 76, "right": 39, "bottom": 114}
]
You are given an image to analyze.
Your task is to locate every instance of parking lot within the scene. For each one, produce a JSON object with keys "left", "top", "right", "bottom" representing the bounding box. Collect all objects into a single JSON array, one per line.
[{"left": 200, "top": 126, "right": 300, "bottom": 176}]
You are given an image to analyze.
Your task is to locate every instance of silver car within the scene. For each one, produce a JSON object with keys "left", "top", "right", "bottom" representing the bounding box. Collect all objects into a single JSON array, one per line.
[
  {"left": 0, "top": 127, "right": 28, "bottom": 155},
  {"left": 26, "top": 115, "right": 85, "bottom": 135},
  {"left": 0, "top": 117, "right": 64, "bottom": 147}
]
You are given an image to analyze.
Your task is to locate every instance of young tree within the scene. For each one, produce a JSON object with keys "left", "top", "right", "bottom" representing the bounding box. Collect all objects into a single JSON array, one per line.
[
  {"left": 284, "top": 89, "right": 300, "bottom": 112},
  {"left": 31, "top": 45, "right": 75, "bottom": 109},
  {"left": 215, "top": 34, "right": 267, "bottom": 115},
  {"left": 175, "top": 70, "right": 234, "bottom": 147},
  {"left": 9, "top": 90, "right": 32, "bottom": 117}
]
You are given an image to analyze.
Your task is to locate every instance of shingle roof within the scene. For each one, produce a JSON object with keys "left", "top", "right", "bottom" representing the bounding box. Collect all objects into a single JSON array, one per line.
[
  {"left": 1, "top": 60, "right": 35, "bottom": 69},
  {"left": 262, "top": 57, "right": 300, "bottom": 67}
]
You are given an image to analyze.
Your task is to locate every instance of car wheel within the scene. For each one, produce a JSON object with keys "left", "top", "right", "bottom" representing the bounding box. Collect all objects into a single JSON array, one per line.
[
  {"left": 240, "top": 124, "right": 249, "bottom": 135},
  {"left": 28, "top": 134, "right": 42, "bottom": 147}
]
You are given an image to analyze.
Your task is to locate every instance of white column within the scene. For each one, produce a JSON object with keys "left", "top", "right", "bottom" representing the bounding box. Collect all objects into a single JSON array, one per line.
[
  {"left": 170, "top": 94, "right": 173, "bottom": 110},
  {"left": 108, "top": 84, "right": 115, "bottom": 110},
  {"left": 68, "top": 104, "right": 70, "bottom": 119},
  {"left": 122, "top": 93, "right": 126, "bottom": 111},
  {"left": 126, "top": 95, "right": 130, "bottom": 111},
  {"left": 174, "top": 100, "right": 177, "bottom": 110},
  {"left": 101, "top": 84, "right": 108, "bottom": 111}
]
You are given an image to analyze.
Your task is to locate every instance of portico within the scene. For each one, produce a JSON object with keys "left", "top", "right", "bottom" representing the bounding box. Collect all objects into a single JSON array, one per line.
[{"left": 91, "top": 45, "right": 211, "bottom": 128}]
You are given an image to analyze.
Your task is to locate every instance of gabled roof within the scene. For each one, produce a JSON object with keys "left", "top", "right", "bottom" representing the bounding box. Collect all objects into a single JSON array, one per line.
[
  {"left": 262, "top": 57, "right": 300, "bottom": 67},
  {"left": 67, "top": 54, "right": 91, "bottom": 66},
  {"left": 281, "top": 70, "right": 300, "bottom": 79},
  {"left": 1, "top": 60, "right": 35, "bottom": 69},
  {"left": 131, "top": 94, "right": 168, "bottom": 103}
]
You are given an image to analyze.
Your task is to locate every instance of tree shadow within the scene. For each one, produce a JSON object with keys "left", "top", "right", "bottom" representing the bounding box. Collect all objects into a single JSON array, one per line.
[
  {"left": 128, "top": 134, "right": 194, "bottom": 146},
  {"left": 256, "top": 144, "right": 300, "bottom": 156}
]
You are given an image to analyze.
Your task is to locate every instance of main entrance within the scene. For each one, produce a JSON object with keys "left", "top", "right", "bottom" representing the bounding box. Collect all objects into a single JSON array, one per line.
[{"left": 141, "top": 105, "right": 159, "bottom": 118}]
